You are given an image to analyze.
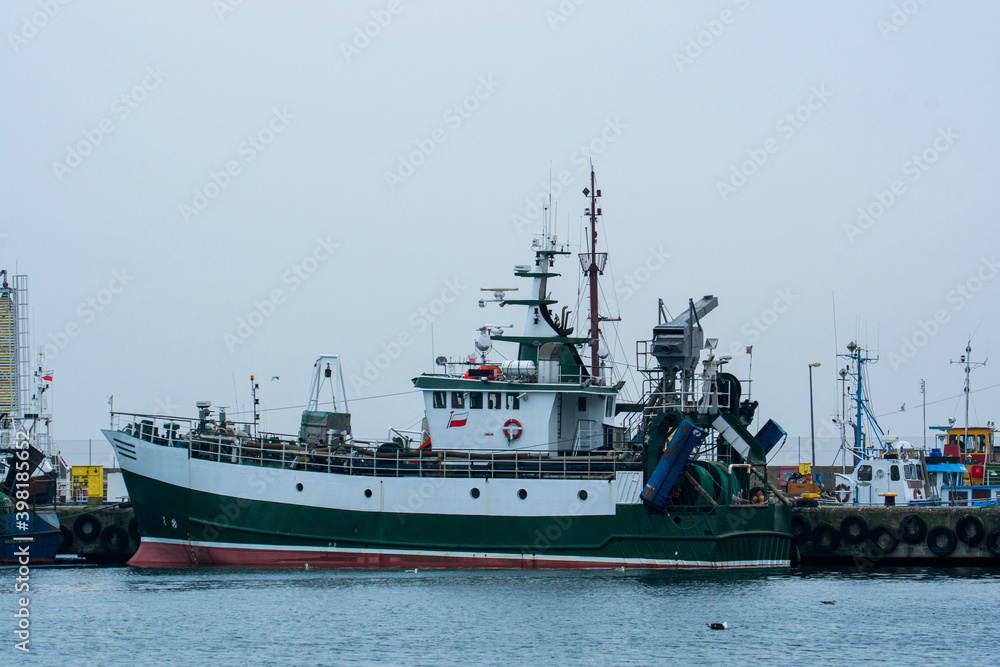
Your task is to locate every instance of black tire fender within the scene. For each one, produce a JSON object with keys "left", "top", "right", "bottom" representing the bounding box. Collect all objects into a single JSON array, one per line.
[
  {"left": 899, "top": 514, "right": 927, "bottom": 544},
  {"left": 927, "top": 526, "right": 957, "bottom": 557},
  {"left": 868, "top": 525, "right": 899, "bottom": 555},
  {"left": 985, "top": 529, "right": 1000, "bottom": 557},
  {"left": 791, "top": 515, "right": 812, "bottom": 544},
  {"left": 840, "top": 515, "right": 869, "bottom": 544},
  {"left": 956, "top": 515, "right": 985, "bottom": 546},
  {"left": 100, "top": 525, "right": 129, "bottom": 553},
  {"left": 73, "top": 513, "right": 102, "bottom": 542},
  {"left": 58, "top": 524, "right": 74, "bottom": 552},
  {"left": 812, "top": 523, "right": 841, "bottom": 552},
  {"left": 128, "top": 516, "right": 142, "bottom": 542}
]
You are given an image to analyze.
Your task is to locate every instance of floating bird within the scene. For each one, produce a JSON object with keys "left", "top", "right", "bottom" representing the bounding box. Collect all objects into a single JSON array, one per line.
[
  {"left": 617, "top": 566, "right": 626, "bottom": 572},
  {"left": 821, "top": 600, "right": 835, "bottom": 605},
  {"left": 304, "top": 563, "right": 310, "bottom": 569},
  {"left": 406, "top": 568, "right": 419, "bottom": 573},
  {"left": 707, "top": 622, "right": 728, "bottom": 630}
]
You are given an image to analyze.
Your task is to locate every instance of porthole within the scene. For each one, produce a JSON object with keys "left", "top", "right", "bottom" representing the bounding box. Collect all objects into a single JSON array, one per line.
[
  {"left": 295, "top": 483, "right": 304, "bottom": 492},
  {"left": 578, "top": 490, "right": 588, "bottom": 501},
  {"left": 470, "top": 488, "right": 481, "bottom": 499},
  {"left": 364, "top": 488, "right": 373, "bottom": 498},
  {"left": 518, "top": 488, "right": 527, "bottom": 500}
]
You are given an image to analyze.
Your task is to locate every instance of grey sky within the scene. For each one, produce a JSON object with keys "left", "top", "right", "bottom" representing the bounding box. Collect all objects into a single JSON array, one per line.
[{"left": 3, "top": 1, "right": 998, "bottom": 468}]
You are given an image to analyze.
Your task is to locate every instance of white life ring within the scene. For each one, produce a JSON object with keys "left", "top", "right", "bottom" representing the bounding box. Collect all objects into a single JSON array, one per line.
[{"left": 835, "top": 483, "right": 851, "bottom": 503}]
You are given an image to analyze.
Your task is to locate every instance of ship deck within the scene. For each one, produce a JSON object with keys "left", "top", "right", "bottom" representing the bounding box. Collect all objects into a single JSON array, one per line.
[{"left": 113, "top": 412, "right": 643, "bottom": 481}]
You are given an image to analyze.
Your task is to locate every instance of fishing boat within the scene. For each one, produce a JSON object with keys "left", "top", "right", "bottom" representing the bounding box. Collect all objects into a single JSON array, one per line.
[
  {"left": 103, "top": 170, "right": 793, "bottom": 569},
  {"left": 833, "top": 342, "right": 1000, "bottom": 507}
]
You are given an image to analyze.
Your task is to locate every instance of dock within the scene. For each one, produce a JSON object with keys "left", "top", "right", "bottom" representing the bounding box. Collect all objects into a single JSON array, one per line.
[
  {"left": 792, "top": 504, "right": 1000, "bottom": 566},
  {"left": 50, "top": 504, "right": 138, "bottom": 563}
]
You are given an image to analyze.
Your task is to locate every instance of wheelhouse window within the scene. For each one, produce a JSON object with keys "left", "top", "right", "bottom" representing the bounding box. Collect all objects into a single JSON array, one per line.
[
  {"left": 451, "top": 392, "right": 465, "bottom": 409},
  {"left": 857, "top": 465, "right": 872, "bottom": 482},
  {"left": 605, "top": 397, "right": 614, "bottom": 418},
  {"left": 578, "top": 397, "right": 587, "bottom": 412},
  {"left": 506, "top": 393, "right": 520, "bottom": 410},
  {"left": 469, "top": 392, "right": 483, "bottom": 409},
  {"left": 432, "top": 392, "right": 446, "bottom": 409},
  {"left": 487, "top": 392, "right": 502, "bottom": 409},
  {"left": 890, "top": 465, "right": 900, "bottom": 481}
]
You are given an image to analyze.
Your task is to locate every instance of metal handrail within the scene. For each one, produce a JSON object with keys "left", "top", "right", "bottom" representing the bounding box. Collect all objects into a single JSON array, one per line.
[{"left": 113, "top": 411, "right": 640, "bottom": 481}]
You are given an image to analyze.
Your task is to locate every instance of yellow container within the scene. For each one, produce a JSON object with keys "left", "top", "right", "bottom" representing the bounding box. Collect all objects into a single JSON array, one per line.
[{"left": 71, "top": 465, "right": 105, "bottom": 504}]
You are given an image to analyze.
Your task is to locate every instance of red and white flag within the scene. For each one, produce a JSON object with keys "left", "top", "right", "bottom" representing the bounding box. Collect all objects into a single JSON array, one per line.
[
  {"left": 447, "top": 411, "right": 469, "bottom": 428},
  {"left": 42, "top": 370, "right": 53, "bottom": 381},
  {"left": 745, "top": 346, "right": 753, "bottom": 355}
]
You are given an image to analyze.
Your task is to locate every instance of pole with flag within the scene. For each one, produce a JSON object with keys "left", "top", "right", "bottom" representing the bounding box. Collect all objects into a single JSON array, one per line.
[{"left": 746, "top": 346, "right": 753, "bottom": 402}]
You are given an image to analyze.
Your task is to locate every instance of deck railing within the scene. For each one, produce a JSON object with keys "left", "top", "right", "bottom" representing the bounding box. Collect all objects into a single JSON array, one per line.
[{"left": 111, "top": 412, "right": 641, "bottom": 481}]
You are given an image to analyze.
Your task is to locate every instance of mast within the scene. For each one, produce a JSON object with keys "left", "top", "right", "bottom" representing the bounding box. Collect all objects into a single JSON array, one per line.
[
  {"left": 951, "top": 342, "right": 985, "bottom": 455},
  {"left": 840, "top": 341, "right": 880, "bottom": 460},
  {"left": 581, "top": 166, "right": 603, "bottom": 380}
]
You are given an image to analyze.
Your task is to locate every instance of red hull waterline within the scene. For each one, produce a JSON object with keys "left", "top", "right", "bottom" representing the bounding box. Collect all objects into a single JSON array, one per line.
[{"left": 129, "top": 540, "right": 781, "bottom": 570}]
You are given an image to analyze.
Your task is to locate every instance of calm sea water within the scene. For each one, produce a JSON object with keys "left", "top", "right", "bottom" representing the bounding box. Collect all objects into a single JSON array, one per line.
[{"left": 4, "top": 564, "right": 999, "bottom": 665}]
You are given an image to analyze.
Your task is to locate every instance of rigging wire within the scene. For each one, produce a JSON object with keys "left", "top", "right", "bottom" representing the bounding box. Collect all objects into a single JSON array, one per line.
[
  {"left": 230, "top": 390, "right": 415, "bottom": 417},
  {"left": 874, "top": 382, "right": 1000, "bottom": 419}
]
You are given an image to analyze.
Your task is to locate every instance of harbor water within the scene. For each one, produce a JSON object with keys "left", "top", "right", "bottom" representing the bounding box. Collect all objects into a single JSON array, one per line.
[{"left": 4, "top": 566, "right": 999, "bottom": 665}]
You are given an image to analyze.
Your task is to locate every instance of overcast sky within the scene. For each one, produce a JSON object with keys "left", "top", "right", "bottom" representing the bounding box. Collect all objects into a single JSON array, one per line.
[{"left": 3, "top": 1, "right": 998, "bottom": 467}]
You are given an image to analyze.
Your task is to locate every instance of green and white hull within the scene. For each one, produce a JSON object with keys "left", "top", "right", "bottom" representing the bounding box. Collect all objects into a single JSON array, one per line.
[{"left": 106, "top": 430, "right": 791, "bottom": 569}]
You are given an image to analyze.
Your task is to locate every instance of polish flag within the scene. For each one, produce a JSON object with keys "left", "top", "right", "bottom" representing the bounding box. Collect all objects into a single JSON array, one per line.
[
  {"left": 447, "top": 411, "right": 469, "bottom": 428},
  {"left": 42, "top": 370, "right": 53, "bottom": 381}
]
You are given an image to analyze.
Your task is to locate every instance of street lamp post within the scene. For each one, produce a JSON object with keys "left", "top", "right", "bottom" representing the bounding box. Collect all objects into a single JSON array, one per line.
[{"left": 809, "top": 362, "right": 821, "bottom": 483}]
